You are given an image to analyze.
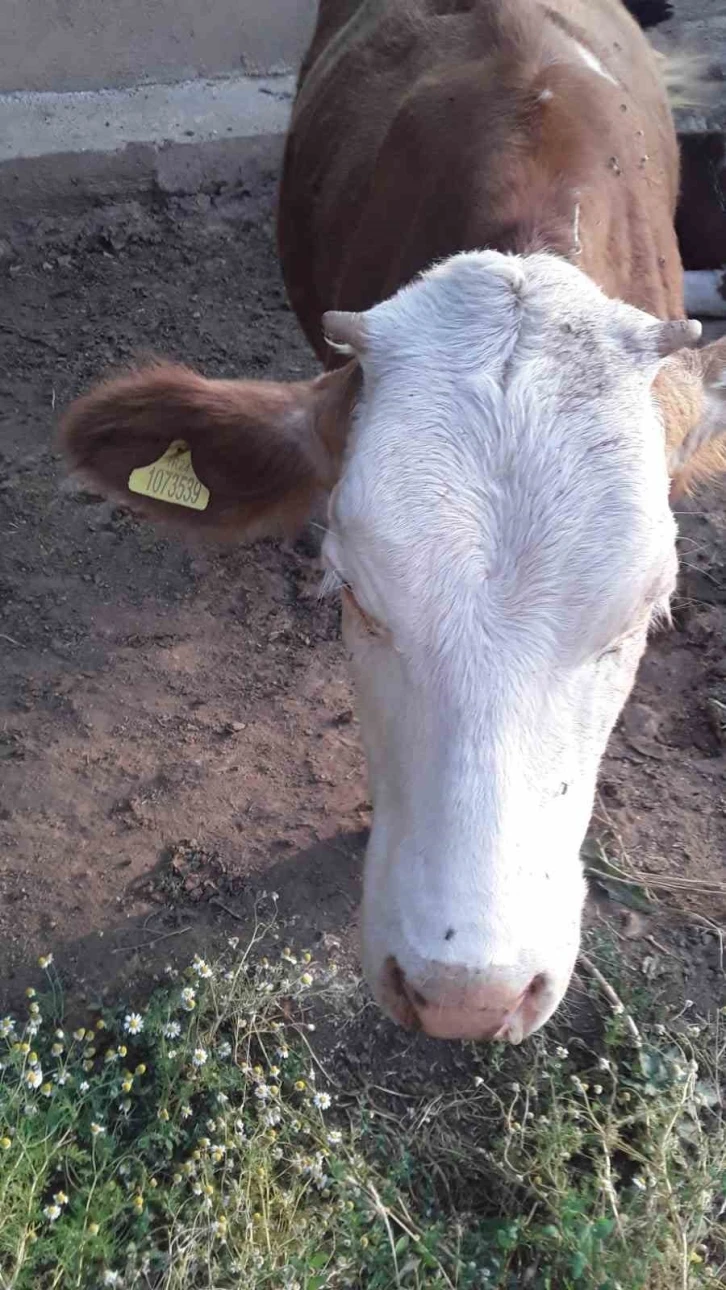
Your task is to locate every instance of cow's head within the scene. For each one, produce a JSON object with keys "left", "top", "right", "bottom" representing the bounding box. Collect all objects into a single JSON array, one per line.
[{"left": 61, "top": 251, "right": 726, "bottom": 1042}]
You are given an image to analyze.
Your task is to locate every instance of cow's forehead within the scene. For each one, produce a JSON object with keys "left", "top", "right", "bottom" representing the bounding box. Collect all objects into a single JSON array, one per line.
[
  {"left": 336, "top": 252, "right": 671, "bottom": 527},
  {"left": 330, "top": 257, "right": 677, "bottom": 656},
  {"left": 361, "top": 250, "right": 643, "bottom": 380}
]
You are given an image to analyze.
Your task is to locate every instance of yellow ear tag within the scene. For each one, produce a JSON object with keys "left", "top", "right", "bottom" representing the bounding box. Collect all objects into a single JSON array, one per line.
[{"left": 128, "top": 440, "right": 210, "bottom": 511}]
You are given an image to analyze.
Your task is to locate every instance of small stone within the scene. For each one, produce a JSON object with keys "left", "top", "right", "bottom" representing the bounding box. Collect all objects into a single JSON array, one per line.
[{"left": 221, "top": 720, "right": 246, "bottom": 735}]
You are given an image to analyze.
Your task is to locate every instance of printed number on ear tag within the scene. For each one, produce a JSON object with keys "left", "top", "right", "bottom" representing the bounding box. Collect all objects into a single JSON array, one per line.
[{"left": 128, "top": 440, "right": 210, "bottom": 511}]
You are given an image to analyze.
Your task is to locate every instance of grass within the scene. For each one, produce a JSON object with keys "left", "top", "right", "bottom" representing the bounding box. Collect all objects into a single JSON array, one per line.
[{"left": 0, "top": 908, "right": 724, "bottom": 1289}]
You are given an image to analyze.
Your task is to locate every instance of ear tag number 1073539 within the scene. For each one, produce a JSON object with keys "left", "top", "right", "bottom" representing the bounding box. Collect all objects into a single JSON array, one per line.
[{"left": 128, "top": 440, "right": 210, "bottom": 511}]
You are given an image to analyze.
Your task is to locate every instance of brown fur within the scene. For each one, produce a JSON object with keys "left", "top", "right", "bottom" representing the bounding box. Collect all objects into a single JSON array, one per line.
[
  {"left": 60, "top": 361, "right": 359, "bottom": 541},
  {"left": 656, "top": 337, "right": 726, "bottom": 497},
  {"left": 279, "top": 0, "right": 684, "bottom": 364}
]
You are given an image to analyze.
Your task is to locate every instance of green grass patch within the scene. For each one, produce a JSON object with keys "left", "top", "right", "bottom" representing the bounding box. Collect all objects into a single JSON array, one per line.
[{"left": 0, "top": 918, "right": 724, "bottom": 1289}]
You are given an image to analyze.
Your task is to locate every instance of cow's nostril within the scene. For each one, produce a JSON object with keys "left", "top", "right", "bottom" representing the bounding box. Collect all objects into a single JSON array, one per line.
[
  {"left": 395, "top": 963, "right": 428, "bottom": 1009},
  {"left": 380, "top": 956, "right": 421, "bottom": 1029},
  {"left": 526, "top": 972, "right": 546, "bottom": 1001}
]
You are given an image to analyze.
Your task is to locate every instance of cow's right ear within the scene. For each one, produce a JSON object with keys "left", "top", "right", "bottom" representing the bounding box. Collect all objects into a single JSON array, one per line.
[
  {"left": 59, "top": 360, "right": 359, "bottom": 540},
  {"left": 656, "top": 337, "right": 726, "bottom": 499}
]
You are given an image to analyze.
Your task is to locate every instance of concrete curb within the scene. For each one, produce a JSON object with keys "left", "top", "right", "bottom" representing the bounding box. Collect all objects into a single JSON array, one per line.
[{"left": 0, "top": 75, "right": 294, "bottom": 223}]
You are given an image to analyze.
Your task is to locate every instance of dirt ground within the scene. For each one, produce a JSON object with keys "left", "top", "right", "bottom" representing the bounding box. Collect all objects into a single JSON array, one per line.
[{"left": 0, "top": 174, "right": 725, "bottom": 1053}]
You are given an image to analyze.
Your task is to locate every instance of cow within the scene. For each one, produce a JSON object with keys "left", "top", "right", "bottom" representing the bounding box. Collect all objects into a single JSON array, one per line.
[{"left": 61, "top": 0, "right": 726, "bottom": 1045}]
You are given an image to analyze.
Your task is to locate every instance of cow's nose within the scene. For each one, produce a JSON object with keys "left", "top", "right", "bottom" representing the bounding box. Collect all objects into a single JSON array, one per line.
[{"left": 380, "top": 956, "right": 548, "bottom": 1043}]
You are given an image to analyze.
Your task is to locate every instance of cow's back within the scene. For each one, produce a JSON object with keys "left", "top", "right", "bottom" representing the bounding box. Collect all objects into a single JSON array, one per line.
[{"left": 278, "top": 0, "right": 682, "bottom": 360}]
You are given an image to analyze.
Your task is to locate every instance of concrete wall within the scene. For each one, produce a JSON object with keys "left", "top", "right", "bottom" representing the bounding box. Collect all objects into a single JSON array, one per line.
[{"left": 0, "top": 0, "right": 317, "bottom": 94}]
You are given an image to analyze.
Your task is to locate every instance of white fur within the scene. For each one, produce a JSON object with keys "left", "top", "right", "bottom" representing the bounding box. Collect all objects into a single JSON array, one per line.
[
  {"left": 571, "top": 40, "right": 617, "bottom": 86},
  {"left": 323, "top": 251, "right": 679, "bottom": 1041}
]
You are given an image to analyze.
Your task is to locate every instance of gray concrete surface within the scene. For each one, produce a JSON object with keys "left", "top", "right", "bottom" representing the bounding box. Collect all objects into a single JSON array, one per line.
[
  {"left": 0, "top": 76, "right": 294, "bottom": 163},
  {"left": 0, "top": 74, "right": 293, "bottom": 223},
  {"left": 0, "top": 0, "right": 317, "bottom": 93}
]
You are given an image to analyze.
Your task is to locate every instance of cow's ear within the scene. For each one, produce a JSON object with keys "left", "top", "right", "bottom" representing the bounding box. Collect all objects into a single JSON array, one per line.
[
  {"left": 59, "top": 361, "right": 359, "bottom": 539},
  {"left": 653, "top": 337, "right": 726, "bottom": 498}
]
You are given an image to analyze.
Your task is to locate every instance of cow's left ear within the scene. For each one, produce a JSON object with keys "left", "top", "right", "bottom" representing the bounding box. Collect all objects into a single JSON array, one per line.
[
  {"left": 654, "top": 336, "right": 726, "bottom": 498},
  {"left": 59, "top": 360, "right": 360, "bottom": 540}
]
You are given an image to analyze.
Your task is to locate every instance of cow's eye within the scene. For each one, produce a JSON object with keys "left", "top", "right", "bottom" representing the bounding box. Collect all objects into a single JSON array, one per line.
[
  {"left": 596, "top": 624, "right": 646, "bottom": 663},
  {"left": 341, "top": 585, "right": 386, "bottom": 638},
  {"left": 597, "top": 643, "right": 624, "bottom": 662}
]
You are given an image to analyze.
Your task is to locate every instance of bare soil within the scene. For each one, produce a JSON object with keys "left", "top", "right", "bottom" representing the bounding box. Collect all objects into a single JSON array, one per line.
[{"left": 0, "top": 176, "right": 724, "bottom": 1056}]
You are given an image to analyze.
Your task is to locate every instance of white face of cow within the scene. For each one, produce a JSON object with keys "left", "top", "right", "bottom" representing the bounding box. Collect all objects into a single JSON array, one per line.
[
  {"left": 321, "top": 252, "right": 679, "bottom": 1042},
  {"left": 63, "top": 248, "right": 717, "bottom": 1043}
]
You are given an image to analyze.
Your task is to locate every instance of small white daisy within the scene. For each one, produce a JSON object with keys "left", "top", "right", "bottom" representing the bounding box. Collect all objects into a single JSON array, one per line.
[
  {"left": 313, "top": 1091, "right": 332, "bottom": 1111},
  {"left": 163, "top": 1021, "right": 181, "bottom": 1039},
  {"left": 124, "top": 1013, "right": 144, "bottom": 1036},
  {"left": 43, "top": 1204, "right": 61, "bottom": 1221},
  {"left": 192, "top": 956, "right": 213, "bottom": 980},
  {"left": 191, "top": 1047, "right": 208, "bottom": 1068}
]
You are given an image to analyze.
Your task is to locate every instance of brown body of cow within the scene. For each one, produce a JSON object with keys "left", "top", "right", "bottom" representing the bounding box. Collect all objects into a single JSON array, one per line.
[{"left": 279, "top": 0, "right": 685, "bottom": 360}]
